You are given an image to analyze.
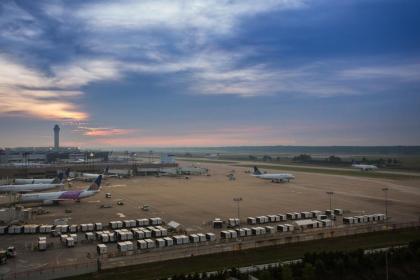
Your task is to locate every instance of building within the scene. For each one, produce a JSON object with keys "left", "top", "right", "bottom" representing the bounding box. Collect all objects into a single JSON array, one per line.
[
  {"left": 53, "top": 124, "right": 60, "bottom": 150},
  {"left": 160, "top": 154, "right": 176, "bottom": 164}
]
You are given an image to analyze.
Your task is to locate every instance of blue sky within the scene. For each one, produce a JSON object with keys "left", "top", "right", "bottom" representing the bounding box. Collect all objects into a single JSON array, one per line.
[{"left": 0, "top": 0, "right": 419, "bottom": 148}]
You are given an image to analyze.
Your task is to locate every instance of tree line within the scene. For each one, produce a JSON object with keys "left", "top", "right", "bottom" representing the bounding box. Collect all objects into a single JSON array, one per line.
[
  {"left": 166, "top": 239, "right": 420, "bottom": 280},
  {"left": 248, "top": 154, "right": 401, "bottom": 167}
]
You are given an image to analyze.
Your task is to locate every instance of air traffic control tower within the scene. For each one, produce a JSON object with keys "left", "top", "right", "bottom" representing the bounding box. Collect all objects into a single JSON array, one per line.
[{"left": 53, "top": 124, "right": 60, "bottom": 150}]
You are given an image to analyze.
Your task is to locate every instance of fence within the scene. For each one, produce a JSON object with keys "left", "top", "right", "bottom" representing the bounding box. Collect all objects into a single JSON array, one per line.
[
  {"left": 1, "top": 221, "right": 419, "bottom": 279},
  {"left": 0, "top": 261, "right": 97, "bottom": 280},
  {"left": 100, "top": 221, "right": 420, "bottom": 270}
]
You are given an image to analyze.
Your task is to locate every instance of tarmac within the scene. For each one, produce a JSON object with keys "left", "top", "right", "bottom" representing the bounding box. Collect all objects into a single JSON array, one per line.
[{"left": 0, "top": 160, "right": 419, "bottom": 277}]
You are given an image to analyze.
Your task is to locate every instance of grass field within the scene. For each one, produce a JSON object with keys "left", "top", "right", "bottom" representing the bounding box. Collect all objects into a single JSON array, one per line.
[
  {"left": 236, "top": 164, "right": 418, "bottom": 180},
  {"left": 67, "top": 227, "right": 420, "bottom": 280},
  {"left": 179, "top": 158, "right": 238, "bottom": 164}
]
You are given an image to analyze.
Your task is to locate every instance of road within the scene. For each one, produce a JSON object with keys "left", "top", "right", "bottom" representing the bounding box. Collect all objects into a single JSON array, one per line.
[{"left": 179, "top": 158, "right": 420, "bottom": 177}]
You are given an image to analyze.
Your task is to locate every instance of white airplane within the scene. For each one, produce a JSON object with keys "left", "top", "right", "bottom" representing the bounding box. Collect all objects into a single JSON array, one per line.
[
  {"left": 66, "top": 167, "right": 116, "bottom": 181},
  {"left": 13, "top": 173, "right": 63, "bottom": 185},
  {"left": 252, "top": 166, "right": 295, "bottom": 183},
  {"left": 352, "top": 164, "right": 378, "bottom": 171},
  {"left": 19, "top": 175, "right": 102, "bottom": 205},
  {"left": 0, "top": 173, "right": 64, "bottom": 193}
]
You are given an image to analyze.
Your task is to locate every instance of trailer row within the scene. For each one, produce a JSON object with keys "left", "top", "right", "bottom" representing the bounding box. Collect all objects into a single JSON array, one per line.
[
  {"left": 109, "top": 217, "right": 162, "bottom": 229},
  {"left": 343, "top": 214, "right": 386, "bottom": 224},
  {"left": 59, "top": 226, "right": 170, "bottom": 244},
  {"left": 246, "top": 209, "right": 343, "bottom": 226},
  {"left": 0, "top": 217, "right": 163, "bottom": 235},
  {"left": 221, "top": 219, "right": 337, "bottom": 239},
  {"left": 97, "top": 233, "right": 217, "bottom": 254},
  {"left": 221, "top": 225, "right": 288, "bottom": 239}
]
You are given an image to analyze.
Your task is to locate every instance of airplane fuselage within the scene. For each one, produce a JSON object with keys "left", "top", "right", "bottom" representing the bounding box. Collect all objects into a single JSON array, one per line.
[
  {"left": 352, "top": 164, "right": 378, "bottom": 171},
  {"left": 253, "top": 174, "right": 295, "bottom": 183},
  {"left": 14, "top": 178, "right": 55, "bottom": 184},
  {"left": 0, "top": 183, "right": 63, "bottom": 193},
  {"left": 20, "top": 190, "right": 98, "bottom": 204}
]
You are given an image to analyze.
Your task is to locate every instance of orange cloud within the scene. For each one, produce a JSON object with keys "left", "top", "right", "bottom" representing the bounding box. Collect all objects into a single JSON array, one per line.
[
  {"left": 78, "top": 126, "right": 135, "bottom": 137},
  {"left": 0, "top": 55, "right": 88, "bottom": 121},
  {"left": 1, "top": 89, "right": 88, "bottom": 121},
  {"left": 87, "top": 127, "right": 295, "bottom": 147}
]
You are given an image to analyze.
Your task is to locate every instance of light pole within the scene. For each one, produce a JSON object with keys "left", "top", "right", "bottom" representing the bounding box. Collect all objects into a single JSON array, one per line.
[
  {"left": 382, "top": 188, "right": 389, "bottom": 226},
  {"left": 233, "top": 197, "right": 243, "bottom": 223},
  {"left": 326, "top": 191, "right": 334, "bottom": 212},
  {"left": 90, "top": 152, "right": 94, "bottom": 170},
  {"left": 326, "top": 191, "right": 334, "bottom": 227}
]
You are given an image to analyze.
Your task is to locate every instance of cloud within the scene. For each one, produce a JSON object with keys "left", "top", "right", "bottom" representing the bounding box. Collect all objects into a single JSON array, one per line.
[
  {"left": 89, "top": 125, "right": 293, "bottom": 147},
  {"left": 51, "top": 59, "right": 121, "bottom": 88},
  {"left": 0, "top": 55, "right": 88, "bottom": 120},
  {"left": 77, "top": 126, "right": 135, "bottom": 137},
  {"left": 75, "top": 0, "right": 305, "bottom": 34},
  {"left": 39, "top": 0, "right": 419, "bottom": 99},
  {"left": 340, "top": 63, "right": 420, "bottom": 81}
]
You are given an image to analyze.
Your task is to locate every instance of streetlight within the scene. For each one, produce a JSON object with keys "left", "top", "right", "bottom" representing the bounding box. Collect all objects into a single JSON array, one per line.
[
  {"left": 326, "top": 191, "right": 334, "bottom": 212},
  {"left": 90, "top": 152, "right": 94, "bottom": 169},
  {"left": 382, "top": 188, "right": 389, "bottom": 226},
  {"left": 233, "top": 197, "right": 243, "bottom": 223},
  {"left": 326, "top": 191, "right": 334, "bottom": 227}
]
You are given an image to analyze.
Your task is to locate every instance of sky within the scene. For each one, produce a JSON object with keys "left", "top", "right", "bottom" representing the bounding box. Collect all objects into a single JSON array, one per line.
[{"left": 0, "top": 0, "right": 420, "bottom": 148}]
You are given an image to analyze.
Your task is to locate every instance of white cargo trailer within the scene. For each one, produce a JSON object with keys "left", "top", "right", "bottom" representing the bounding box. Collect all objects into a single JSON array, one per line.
[
  {"left": 197, "top": 233, "right": 206, "bottom": 242},
  {"left": 189, "top": 234, "right": 200, "bottom": 243},
  {"left": 221, "top": 231, "right": 231, "bottom": 239},
  {"left": 247, "top": 217, "right": 257, "bottom": 225},
  {"left": 265, "top": 226, "right": 276, "bottom": 234},
  {"left": 97, "top": 244, "right": 107, "bottom": 254},
  {"left": 301, "top": 212, "right": 312, "bottom": 219},
  {"left": 144, "top": 239, "right": 155, "bottom": 249},
  {"left": 236, "top": 228, "right": 246, "bottom": 237},
  {"left": 66, "top": 237, "right": 75, "bottom": 247},
  {"left": 38, "top": 240, "right": 47, "bottom": 251},
  {"left": 86, "top": 232, "right": 95, "bottom": 241},
  {"left": 206, "top": 233, "right": 216, "bottom": 241},
  {"left": 228, "top": 230, "right": 237, "bottom": 238},
  {"left": 277, "top": 224, "right": 287, "bottom": 232},
  {"left": 137, "top": 240, "right": 147, "bottom": 249},
  {"left": 173, "top": 235, "right": 184, "bottom": 245},
  {"left": 164, "top": 237, "right": 174, "bottom": 246}
]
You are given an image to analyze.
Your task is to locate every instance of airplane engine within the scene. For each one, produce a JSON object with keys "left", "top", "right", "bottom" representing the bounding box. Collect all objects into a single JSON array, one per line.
[{"left": 42, "top": 200, "right": 54, "bottom": 205}]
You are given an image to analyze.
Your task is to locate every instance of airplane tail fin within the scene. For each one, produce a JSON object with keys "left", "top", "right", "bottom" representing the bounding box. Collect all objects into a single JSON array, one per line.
[
  {"left": 53, "top": 172, "right": 64, "bottom": 183},
  {"left": 65, "top": 168, "right": 70, "bottom": 178},
  {"left": 253, "top": 166, "right": 262, "bottom": 175},
  {"left": 87, "top": 175, "right": 102, "bottom": 191}
]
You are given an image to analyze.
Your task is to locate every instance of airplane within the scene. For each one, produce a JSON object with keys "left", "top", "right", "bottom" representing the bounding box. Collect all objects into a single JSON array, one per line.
[
  {"left": 19, "top": 175, "right": 102, "bottom": 205},
  {"left": 252, "top": 166, "right": 295, "bottom": 183},
  {"left": 66, "top": 167, "right": 117, "bottom": 182},
  {"left": 13, "top": 173, "right": 64, "bottom": 185},
  {"left": 351, "top": 164, "right": 378, "bottom": 171},
  {"left": 0, "top": 173, "right": 64, "bottom": 193}
]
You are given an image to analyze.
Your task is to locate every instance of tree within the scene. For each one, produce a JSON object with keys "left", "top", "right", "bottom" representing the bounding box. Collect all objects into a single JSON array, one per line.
[
  {"left": 262, "top": 155, "right": 272, "bottom": 161},
  {"left": 327, "top": 155, "right": 341, "bottom": 163},
  {"left": 302, "top": 263, "right": 316, "bottom": 280},
  {"left": 281, "top": 265, "right": 294, "bottom": 280},
  {"left": 293, "top": 154, "right": 312, "bottom": 162},
  {"left": 248, "top": 155, "right": 257, "bottom": 161}
]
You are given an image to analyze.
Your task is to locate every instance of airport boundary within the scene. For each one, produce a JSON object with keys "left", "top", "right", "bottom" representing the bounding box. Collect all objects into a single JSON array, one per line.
[
  {"left": 1, "top": 221, "right": 419, "bottom": 280},
  {"left": 99, "top": 221, "right": 420, "bottom": 270}
]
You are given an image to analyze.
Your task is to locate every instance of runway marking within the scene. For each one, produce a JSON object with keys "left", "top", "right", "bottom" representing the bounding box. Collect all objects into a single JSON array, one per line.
[
  {"left": 87, "top": 200, "right": 101, "bottom": 203},
  {"left": 107, "top": 184, "right": 127, "bottom": 188},
  {"left": 117, "top": 212, "right": 126, "bottom": 218}
]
